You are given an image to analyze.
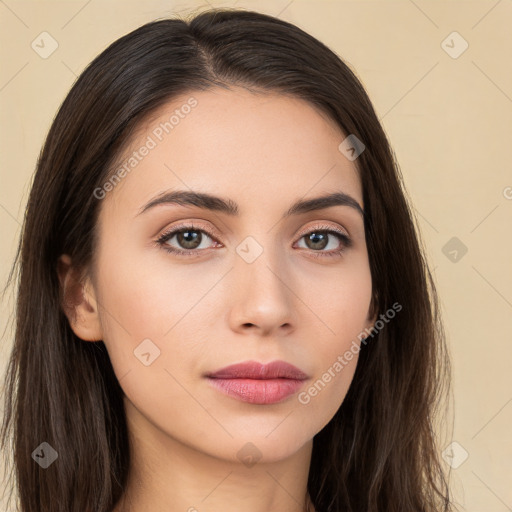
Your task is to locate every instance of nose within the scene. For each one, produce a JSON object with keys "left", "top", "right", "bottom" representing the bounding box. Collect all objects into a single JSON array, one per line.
[{"left": 227, "top": 250, "right": 297, "bottom": 337}]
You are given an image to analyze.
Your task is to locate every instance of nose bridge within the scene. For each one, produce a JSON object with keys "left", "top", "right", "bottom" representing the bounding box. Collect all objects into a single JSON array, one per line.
[
  {"left": 229, "top": 232, "right": 295, "bottom": 332},
  {"left": 235, "top": 233, "right": 287, "bottom": 297}
]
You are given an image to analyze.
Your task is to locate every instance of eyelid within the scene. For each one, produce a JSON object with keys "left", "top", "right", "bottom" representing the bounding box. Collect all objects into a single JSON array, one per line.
[
  {"left": 156, "top": 221, "right": 221, "bottom": 247},
  {"left": 295, "top": 222, "right": 350, "bottom": 239}
]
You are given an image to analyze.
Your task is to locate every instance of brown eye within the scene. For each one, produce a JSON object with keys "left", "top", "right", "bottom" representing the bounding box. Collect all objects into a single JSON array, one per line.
[
  {"left": 295, "top": 225, "right": 352, "bottom": 258},
  {"left": 173, "top": 229, "right": 204, "bottom": 250},
  {"left": 157, "top": 224, "right": 220, "bottom": 256},
  {"left": 303, "top": 231, "right": 330, "bottom": 250}
]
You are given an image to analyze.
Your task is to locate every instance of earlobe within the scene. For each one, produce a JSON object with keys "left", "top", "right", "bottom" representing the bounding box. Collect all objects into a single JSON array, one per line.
[{"left": 57, "top": 254, "right": 103, "bottom": 342}]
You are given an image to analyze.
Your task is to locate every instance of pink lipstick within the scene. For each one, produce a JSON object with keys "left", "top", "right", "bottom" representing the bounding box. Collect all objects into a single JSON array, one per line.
[{"left": 205, "top": 360, "right": 308, "bottom": 404}]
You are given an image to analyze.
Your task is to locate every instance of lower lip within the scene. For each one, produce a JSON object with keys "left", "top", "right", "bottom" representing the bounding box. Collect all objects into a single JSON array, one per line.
[{"left": 206, "top": 377, "right": 305, "bottom": 404}]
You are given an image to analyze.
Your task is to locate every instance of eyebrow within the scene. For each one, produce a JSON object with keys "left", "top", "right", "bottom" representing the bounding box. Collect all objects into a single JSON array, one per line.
[{"left": 136, "top": 190, "right": 364, "bottom": 219}]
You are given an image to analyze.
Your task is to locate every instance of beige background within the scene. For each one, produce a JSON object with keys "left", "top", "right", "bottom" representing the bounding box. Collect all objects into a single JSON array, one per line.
[{"left": 1, "top": 1, "right": 511, "bottom": 510}]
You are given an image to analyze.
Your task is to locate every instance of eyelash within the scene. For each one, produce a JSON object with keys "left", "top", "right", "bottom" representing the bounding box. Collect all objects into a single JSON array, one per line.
[{"left": 155, "top": 222, "right": 352, "bottom": 259}]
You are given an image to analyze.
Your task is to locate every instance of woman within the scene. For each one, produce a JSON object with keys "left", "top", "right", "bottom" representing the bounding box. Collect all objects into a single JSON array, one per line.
[{"left": 1, "top": 8, "right": 454, "bottom": 512}]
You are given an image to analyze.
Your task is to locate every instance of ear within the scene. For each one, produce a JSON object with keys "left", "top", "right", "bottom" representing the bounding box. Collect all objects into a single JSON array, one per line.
[{"left": 57, "top": 254, "right": 103, "bottom": 342}]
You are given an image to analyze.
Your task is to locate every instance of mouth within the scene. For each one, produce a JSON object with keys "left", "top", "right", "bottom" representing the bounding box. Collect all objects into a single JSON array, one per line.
[{"left": 205, "top": 360, "right": 309, "bottom": 405}]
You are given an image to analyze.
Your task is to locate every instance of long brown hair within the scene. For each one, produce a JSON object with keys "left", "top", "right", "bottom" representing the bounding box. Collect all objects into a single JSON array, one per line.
[{"left": 1, "top": 8, "right": 454, "bottom": 511}]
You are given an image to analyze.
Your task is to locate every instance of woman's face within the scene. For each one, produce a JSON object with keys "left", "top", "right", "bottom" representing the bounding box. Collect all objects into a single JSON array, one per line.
[{"left": 76, "top": 86, "right": 374, "bottom": 463}]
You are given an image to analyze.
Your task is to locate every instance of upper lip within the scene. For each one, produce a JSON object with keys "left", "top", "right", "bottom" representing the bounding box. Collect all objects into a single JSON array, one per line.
[{"left": 206, "top": 360, "right": 309, "bottom": 380}]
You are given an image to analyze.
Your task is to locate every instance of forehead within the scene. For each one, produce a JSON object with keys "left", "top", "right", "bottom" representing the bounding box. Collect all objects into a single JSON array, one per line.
[{"left": 101, "top": 86, "right": 362, "bottom": 218}]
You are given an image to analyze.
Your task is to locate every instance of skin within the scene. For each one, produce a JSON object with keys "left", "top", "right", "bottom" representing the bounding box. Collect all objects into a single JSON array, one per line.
[{"left": 58, "top": 86, "right": 376, "bottom": 512}]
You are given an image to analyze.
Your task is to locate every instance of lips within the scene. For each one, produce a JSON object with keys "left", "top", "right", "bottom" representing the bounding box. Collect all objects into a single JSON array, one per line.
[
  {"left": 206, "top": 360, "right": 309, "bottom": 380},
  {"left": 205, "top": 360, "right": 309, "bottom": 404}
]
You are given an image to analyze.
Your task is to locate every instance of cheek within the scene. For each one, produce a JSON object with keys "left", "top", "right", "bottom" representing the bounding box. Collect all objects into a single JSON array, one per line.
[
  {"left": 292, "top": 257, "right": 371, "bottom": 429},
  {"left": 93, "top": 247, "right": 223, "bottom": 387},
  {"left": 297, "top": 353, "right": 359, "bottom": 430},
  {"left": 294, "top": 301, "right": 364, "bottom": 435},
  {"left": 95, "top": 248, "right": 208, "bottom": 338},
  {"left": 93, "top": 254, "right": 206, "bottom": 433},
  {"left": 298, "top": 250, "right": 373, "bottom": 339}
]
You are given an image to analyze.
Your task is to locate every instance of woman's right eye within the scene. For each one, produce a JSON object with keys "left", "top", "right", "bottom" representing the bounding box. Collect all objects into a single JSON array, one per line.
[{"left": 156, "top": 224, "right": 220, "bottom": 256}]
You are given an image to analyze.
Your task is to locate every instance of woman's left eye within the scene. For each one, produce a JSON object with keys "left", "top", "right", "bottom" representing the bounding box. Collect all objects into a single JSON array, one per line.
[
  {"left": 156, "top": 223, "right": 352, "bottom": 258},
  {"left": 295, "top": 228, "right": 352, "bottom": 256}
]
